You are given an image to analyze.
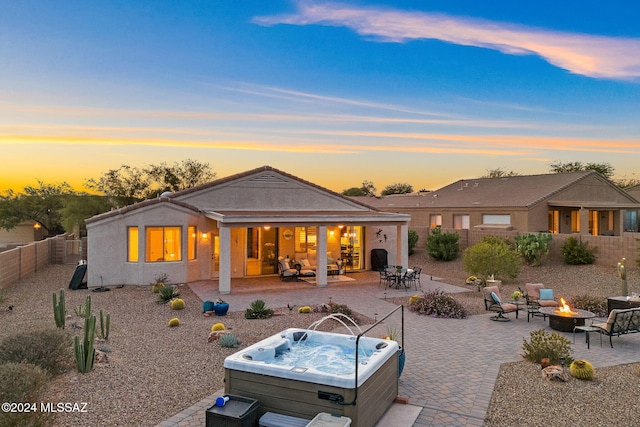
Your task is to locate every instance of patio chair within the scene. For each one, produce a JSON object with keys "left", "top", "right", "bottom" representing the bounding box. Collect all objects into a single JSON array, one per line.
[
  {"left": 278, "top": 257, "right": 299, "bottom": 281},
  {"left": 411, "top": 266, "right": 422, "bottom": 289},
  {"left": 483, "top": 286, "right": 519, "bottom": 321},
  {"left": 524, "top": 283, "right": 559, "bottom": 322}
]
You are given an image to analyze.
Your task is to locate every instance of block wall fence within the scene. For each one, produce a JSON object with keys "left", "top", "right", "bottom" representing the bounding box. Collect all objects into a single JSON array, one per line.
[
  {"left": 414, "top": 227, "right": 640, "bottom": 268},
  {"left": 0, "top": 235, "right": 86, "bottom": 289}
]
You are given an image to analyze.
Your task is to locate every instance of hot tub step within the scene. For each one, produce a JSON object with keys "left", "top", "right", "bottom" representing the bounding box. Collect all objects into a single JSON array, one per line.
[{"left": 259, "top": 411, "right": 311, "bottom": 427}]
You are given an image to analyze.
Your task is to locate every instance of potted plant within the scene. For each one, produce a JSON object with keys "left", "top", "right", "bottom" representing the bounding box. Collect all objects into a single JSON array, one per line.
[
  {"left": 510, "top": 290, "right": 524, "bottom": 301},
  {"left": 213, "top": 298, "right": 229, "bottom": 316}
]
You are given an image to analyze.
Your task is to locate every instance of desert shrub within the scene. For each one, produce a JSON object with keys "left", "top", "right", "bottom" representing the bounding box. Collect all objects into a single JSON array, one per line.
[
  {"left": 157, "top": 286, "right": 180, "bottom": 304},
  {"left": 515, "top": 233, "right": 552, "bottom": 266},
  {"left": 522, "top": 329, "right": 573, "bottom": 365},
  {"left": 0, "top": 362, "right": 52, "bottom": 427},
  {"left": 329, "top": 303, "right": 353, "bottom": 319},
  {"left": 569, "top": 294, "right": 608, "bottom": 317},
  {"left": 244, "top": 299, "right": 274, "bottom": 319},
  {"left": 0, "top": 329, "right": 72, "bottom": 375},
  {"left": 408, "top": 289, "right": 468, "bottom": 319},
  {"left": 562, "top": 237, "right": 596, "bottom": 265},
  {"left": 426, "top": 226, "right": 459, "bottom": 261},
  {"left": 408, "top": 230, "right": 419, "bottom": 255},
  {"left": 463, "top": 238, "right": 520, "bottom": 281}
]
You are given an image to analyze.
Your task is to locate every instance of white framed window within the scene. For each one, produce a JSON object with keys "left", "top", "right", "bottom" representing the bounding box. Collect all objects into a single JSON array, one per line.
[{"left": 146, "top": 226, "right": 182, "bottom": 262}]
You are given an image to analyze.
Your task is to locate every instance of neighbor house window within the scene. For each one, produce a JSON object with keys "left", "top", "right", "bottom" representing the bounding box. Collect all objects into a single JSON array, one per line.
[
  {"left": 571, "top": 211, "right": 581, "bottom": 233},
  {"left": 453, "top": 215, "right": 470, "bottom": 230},
  {"left": 482, "top": 214, "right": 510, "bottom": 225},
  {"left": 625, "top": 210, "right": 639, "bottom": 232},
  {"left": 127, "top": 227, "right": 138, "bottom": 262},
  {"left": 146, "top": 227, "right": 182, "bottom": 262},
  {"left": 429, "top": 214, "right": 442, "bottom": 228},
  {"left": 188, "top": 226, "right": 197, "bottom": 260}
]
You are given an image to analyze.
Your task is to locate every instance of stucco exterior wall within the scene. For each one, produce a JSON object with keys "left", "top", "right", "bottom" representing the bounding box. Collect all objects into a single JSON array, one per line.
[{"left": 86, "top": 203, "right": 207, "bottom": 287}]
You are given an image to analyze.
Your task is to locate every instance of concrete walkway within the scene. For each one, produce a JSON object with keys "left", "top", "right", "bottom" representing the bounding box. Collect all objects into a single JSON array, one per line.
[{"left": 157, "top": 272, "right": 640, "bottom": 427}]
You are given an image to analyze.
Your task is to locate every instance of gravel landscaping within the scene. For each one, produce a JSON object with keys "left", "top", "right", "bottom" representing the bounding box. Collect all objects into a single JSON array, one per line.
[{"left": 1, "top": 247, "right": 639, "bottom": 426}]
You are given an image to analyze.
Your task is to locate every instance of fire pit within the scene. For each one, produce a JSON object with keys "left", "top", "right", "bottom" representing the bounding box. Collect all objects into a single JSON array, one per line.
[{"left": 539, "top": 299, "right": 596, "bottom": 332}]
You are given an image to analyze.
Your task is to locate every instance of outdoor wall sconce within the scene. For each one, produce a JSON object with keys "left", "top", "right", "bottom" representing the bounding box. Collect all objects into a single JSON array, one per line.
[
  {"left": 33, "top": 223, "right": 41, "bottom": 230},
  {"left": 201, "top": 232, "right": 209, "bottom": 240}
]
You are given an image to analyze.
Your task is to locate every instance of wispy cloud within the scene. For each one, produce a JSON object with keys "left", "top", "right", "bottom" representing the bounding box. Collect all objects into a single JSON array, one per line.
[{"left": 254, "top": 1, "right": 640, "bottom": 80}]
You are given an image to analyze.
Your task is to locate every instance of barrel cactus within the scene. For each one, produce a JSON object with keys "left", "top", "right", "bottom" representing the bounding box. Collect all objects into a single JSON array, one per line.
[
  {"left": 298, "top": 305, "right": 312, "bottom": 313},
  {"left": 152, "top": 283, "right": 165, "bottom": 293},
  {"left": 168, "top": 318, "right": 180, "bottom": 327},
  {"left": 170, "top": 298, "right": 185, "bottom": 310},
  {"left": 569, "top": 359, "right": 594, "bottom": 380},
  {"left": 211, "top": 323, "right": 225, "bottom": 331},
  {"left": 219, "top": 333, "right": 240, "bottom": 348}
]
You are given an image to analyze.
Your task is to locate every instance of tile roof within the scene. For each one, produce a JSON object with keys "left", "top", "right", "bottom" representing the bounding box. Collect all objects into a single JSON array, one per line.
[{"left": 352, "top": 171, "right": 620, "bottom": 209}]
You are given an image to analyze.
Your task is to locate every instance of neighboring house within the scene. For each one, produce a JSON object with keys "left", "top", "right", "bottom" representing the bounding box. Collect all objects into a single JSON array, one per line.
[
  {"left": 0, "top": 221, "right": 45, "bottom": 249},
  {"left": 85, "top": 166, "right": 410, "bottom": 293},
  {"left": 352, "top": 171, "right": 640, "bottom": 236},
  {"left": 624, "top": 184, "right": 640, "bottom": 232}
]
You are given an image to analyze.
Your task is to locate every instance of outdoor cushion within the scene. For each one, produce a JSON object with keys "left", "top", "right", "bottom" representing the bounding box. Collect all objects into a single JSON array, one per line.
[
  {"left": 539, "top": 299, "right": 559, "bottom": 307},
  {"left": 539, "top": 289, "right": 554, "bottom": 300},
  {"left": 525, "top": 283, "right": 544, "bottom": 299},
  {"left": 592, "top": 309, "right": 619, "bottom": 332},
  {"left": 300, "top": 258, "right": 311, "bottom": 267},
  {"left": 490, "top": 291, "right": 501, "bottom": 305}
]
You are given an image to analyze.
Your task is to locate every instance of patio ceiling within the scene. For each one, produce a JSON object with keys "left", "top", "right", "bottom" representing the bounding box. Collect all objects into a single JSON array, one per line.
[{"left": 203, "top": 209, "right": 410, "bottom": 227}]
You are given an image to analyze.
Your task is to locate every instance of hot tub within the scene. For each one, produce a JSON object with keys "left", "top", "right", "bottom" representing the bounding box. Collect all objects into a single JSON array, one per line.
[{"left": 224, "top": 328, "right": 399, "bottom": 427}]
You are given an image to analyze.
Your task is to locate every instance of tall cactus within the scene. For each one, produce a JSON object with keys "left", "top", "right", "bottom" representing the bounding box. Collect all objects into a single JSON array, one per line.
[
  {"left": 53, "top": 289, "right": 66, "bottom": 329},
  {"left": 74, "top": 313, "right": 96, "bottom": 373},
  {"left": 98, "top": 309, "right": 110, "bottom": 340}
]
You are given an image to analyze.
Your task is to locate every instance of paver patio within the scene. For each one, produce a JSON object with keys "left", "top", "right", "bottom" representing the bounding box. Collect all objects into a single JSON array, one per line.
[{"left": 157, "top": 271, "right": 640, "bottom": 427}]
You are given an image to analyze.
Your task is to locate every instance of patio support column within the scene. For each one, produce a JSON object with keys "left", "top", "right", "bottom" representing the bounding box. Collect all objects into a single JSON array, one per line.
[
  {"left": 397, "top": 224, "right": 408, "bottom": 268},
  {"left": 317, "top": 225, "right": 328, "bottom": 287},
  {"left": 218, "top": 226, "right": 231, "bottom": 294},
  {"left": 579, "top": 207, "right": 589, "bottom": 235}
]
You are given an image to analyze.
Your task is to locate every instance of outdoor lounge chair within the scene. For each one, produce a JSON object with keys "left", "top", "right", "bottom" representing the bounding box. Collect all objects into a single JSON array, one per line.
[
  {"left": 483, "top": 286, "right": 519, "bottom": 321},
  {"left": 524, "top": 283, "right": 559, "bottom": 322},
  {"left": 278, "top": 257, "right": 299, "bottom": 281}
]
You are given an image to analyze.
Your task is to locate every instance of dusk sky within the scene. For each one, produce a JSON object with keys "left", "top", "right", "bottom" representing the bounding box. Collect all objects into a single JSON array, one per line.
[{"left": 2, "top": 1, "right": 640, "bottom": 194}]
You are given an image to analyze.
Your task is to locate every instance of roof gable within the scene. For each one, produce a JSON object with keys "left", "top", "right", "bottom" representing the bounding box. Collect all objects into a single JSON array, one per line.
[{"left": 172, "top": 166, "right": 375, "bottom": 212}]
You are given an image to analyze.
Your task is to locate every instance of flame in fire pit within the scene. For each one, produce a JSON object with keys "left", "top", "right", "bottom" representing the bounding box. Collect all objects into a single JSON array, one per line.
[{"left": 557, "top": 298, "right": 575, "bottom": 314}]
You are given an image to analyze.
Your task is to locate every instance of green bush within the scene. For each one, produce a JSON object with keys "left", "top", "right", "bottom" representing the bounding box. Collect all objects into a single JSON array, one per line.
[
  {"left": 569, "top": 294, "right": 607, "bottom": 317},
  {"left": 157, "top": 285, "right": 181, "bottom": 304},
  {"left": 515, "top": 233, "right": 552, "bottom": 266},
  {"left": 426, "top": 227, "right": 459, "bottom": 261},
  {"left": 562, "top": 237, "right": 595, "bottom": 265},
  {"left": 0, "top": 329, "right": 72, "bottom": 375},
  {"left": 244, "top": 299, "right": 274, "bottom": 319},
  {"left": 408, "top": 289, "right": 468, "bottom": 319},
  {"left": 408, "top": 230, "right": 419, "bottom": 255},
  {"left": 522, "top": 329, "right": 573, "bottom": 365},
  {"left": 329, "top": 303, "right": 354, "bottom": 319},
  {"left": 0, "top": 362, "right": 52, "bottom": 427},
  {"left": 462, "top": 238, "right": 520, "bottom": 281}
]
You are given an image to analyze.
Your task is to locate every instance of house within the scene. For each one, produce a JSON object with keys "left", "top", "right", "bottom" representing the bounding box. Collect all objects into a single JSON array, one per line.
[
  {"left": 85, "top": 166, "right": 410, "bottom": 293},
  {"left": 353, "top": 171, "right": 640, "bottom": 236},
  {"left": 0, "top": 221, "right": 46, "bottom": 249}
]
